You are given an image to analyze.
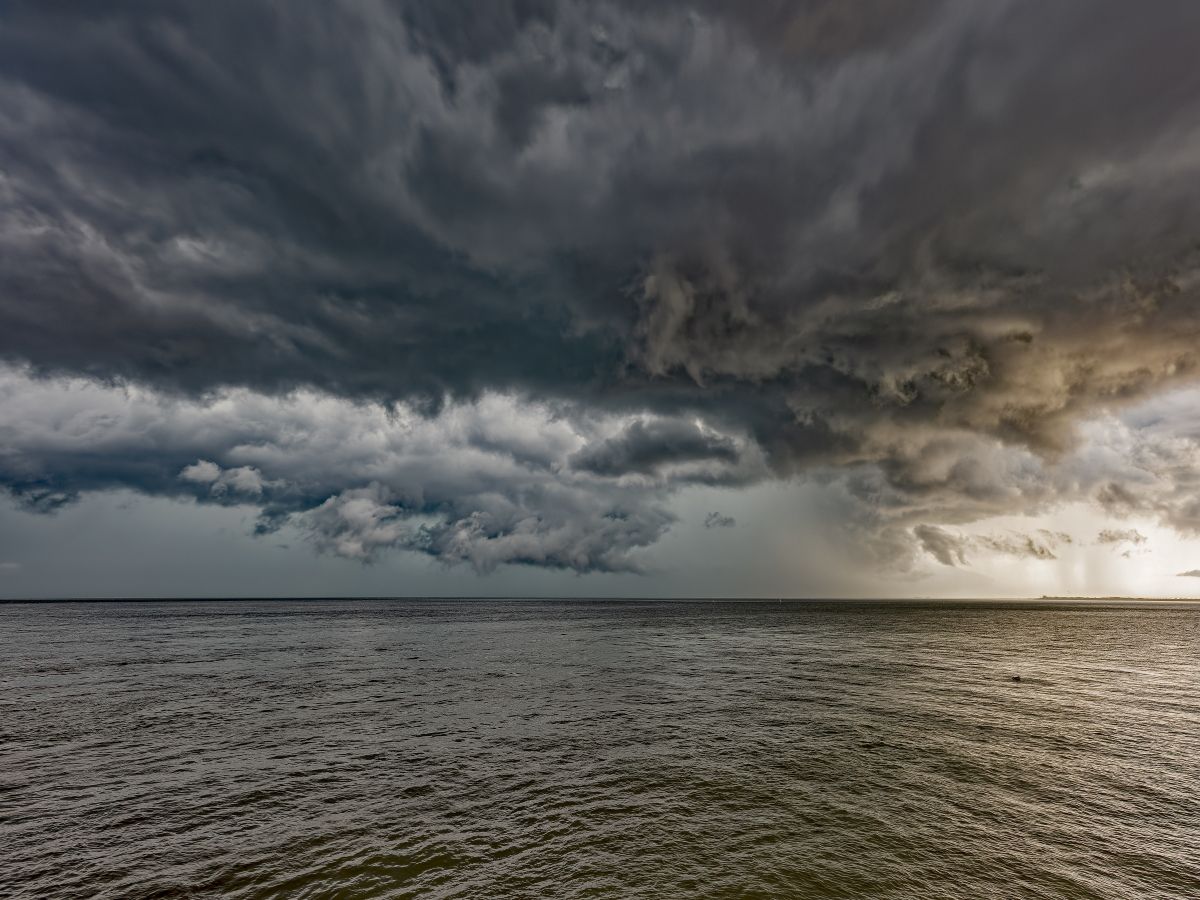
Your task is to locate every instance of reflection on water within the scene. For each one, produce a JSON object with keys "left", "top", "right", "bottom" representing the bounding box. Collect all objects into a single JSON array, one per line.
[{"left": 2, "top": 599, "right": 1199, "bottom": 898}]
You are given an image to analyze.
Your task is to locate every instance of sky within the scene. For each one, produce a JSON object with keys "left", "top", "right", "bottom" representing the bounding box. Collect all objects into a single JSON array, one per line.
[{"left": 3, "top": 0, "right": 1200, "bottom": 598}]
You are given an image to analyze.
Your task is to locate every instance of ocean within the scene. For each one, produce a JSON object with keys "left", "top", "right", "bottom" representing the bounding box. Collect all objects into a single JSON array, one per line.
[{"left": 2, "top": 599, "right": 1198, "bottom": 898}]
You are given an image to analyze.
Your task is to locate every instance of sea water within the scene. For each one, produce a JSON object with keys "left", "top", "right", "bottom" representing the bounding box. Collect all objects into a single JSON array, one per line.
[{"left": 2, "top": 599, "right": 1198, "bottom": 898}]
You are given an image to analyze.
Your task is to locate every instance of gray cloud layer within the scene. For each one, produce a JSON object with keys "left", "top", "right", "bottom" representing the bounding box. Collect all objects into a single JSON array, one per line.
[
  {"left": 4, "top": 1, "right": 1200, "bottom": 573},
  {"left": 0, "top": 369, "right": 765, "bottom": 571}
]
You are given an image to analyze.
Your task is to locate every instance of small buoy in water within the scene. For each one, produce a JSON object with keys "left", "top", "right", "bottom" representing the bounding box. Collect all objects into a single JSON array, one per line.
[{"left": 1011, "top": 675, "right": 1022, "bottom": 682}]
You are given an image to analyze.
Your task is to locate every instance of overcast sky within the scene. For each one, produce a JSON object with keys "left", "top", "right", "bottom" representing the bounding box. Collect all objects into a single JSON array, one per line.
[{"left": 4, "top": 1, "right": 1200, "bottom": 598}]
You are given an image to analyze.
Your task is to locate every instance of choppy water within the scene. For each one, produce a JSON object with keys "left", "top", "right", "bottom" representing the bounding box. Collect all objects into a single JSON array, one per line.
[{"left": 2, "top": 600, "right": 1199, "bottom": 899}]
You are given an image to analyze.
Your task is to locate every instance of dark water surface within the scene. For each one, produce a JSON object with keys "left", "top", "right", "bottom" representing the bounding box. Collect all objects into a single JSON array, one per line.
[{"left": 2, "top": 599, "right": 1199, "bottom": 899}]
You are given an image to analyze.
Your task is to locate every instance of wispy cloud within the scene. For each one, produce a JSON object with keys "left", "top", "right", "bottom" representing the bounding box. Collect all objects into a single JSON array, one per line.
[
  {"left": 1098, "top": 529, "right": 1148, "bottom": 546},
  {"left": 915, "top": 525, "right": 1071, "bottom": 568}
]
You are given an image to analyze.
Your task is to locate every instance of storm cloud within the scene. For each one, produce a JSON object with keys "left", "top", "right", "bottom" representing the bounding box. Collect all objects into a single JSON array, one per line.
[{"left": 4, "top": 1, "right": 1200, "bottom": 577}]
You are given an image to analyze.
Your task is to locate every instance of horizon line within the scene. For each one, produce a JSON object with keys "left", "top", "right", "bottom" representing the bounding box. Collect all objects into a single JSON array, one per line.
[{"left": 4, "top": 595, "right": 1200, "bottom": 604}]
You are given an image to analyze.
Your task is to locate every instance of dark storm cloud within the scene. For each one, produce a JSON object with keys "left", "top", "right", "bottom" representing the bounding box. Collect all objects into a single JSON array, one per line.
[
  {"left": 4, "top": 1, "right": 1200, "bottom": 571},
  {"left": 703, "top": 512, "right": 735, "bottom": 530}
]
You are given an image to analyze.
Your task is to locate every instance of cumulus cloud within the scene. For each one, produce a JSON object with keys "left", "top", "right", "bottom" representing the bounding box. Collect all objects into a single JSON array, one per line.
[
  {"left": 180, "top": 461, "right": 266, "bottom": 497},
  {"left": 3, "top": 2, "right": 1200, "bottom": 575},
  {"left": 0, "top": 366, "right": 715, "bottom": 572},
  {"left": 179, "top": 461, "right": 222, "bottom": 486}
]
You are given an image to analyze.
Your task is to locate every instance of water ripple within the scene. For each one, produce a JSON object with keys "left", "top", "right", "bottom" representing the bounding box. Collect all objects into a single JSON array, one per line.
[{"left": 2, "top": 599, "right": 1199, "bottom": 898}]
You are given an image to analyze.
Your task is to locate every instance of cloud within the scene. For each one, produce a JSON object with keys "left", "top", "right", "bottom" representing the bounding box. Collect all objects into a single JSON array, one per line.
[
  {"left": 180, "top": 461, "right": 266, "bottom": 498},
  {"left": 2, "top": 2, "right": 1200, "bottom": 573},
  {"left": 570, "top": 418, "right": 744, "bottom": 479},
  {"left": 0, "top": 365, "right": 712, "bottom": 572},
  {"left": 704, "top": 512, "right": 735, "bottom": 529},
  {"left": 1097, "top": 529, "right": 1149, "bottom": 545},
  {"left": 0, "top": 561, "right": 20, "bottom": 572},
  {"left": 1179, "top": 570, "right": 1200, "bottom": 578},
  {"left": 976, "top": 533, "right": 1060, "bottom": 561},
  {"left": 1097, "top": 528, "right": 1150, "bottom": 556},
  {"left": 180, "top": 461, "right": 222, "bottom": 485},
  {"left": 914, "top": 524, "right": 1068, "bottom": 567},
  {"left": 913, "top": 525, "right": 969, "bottom": 567}
]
